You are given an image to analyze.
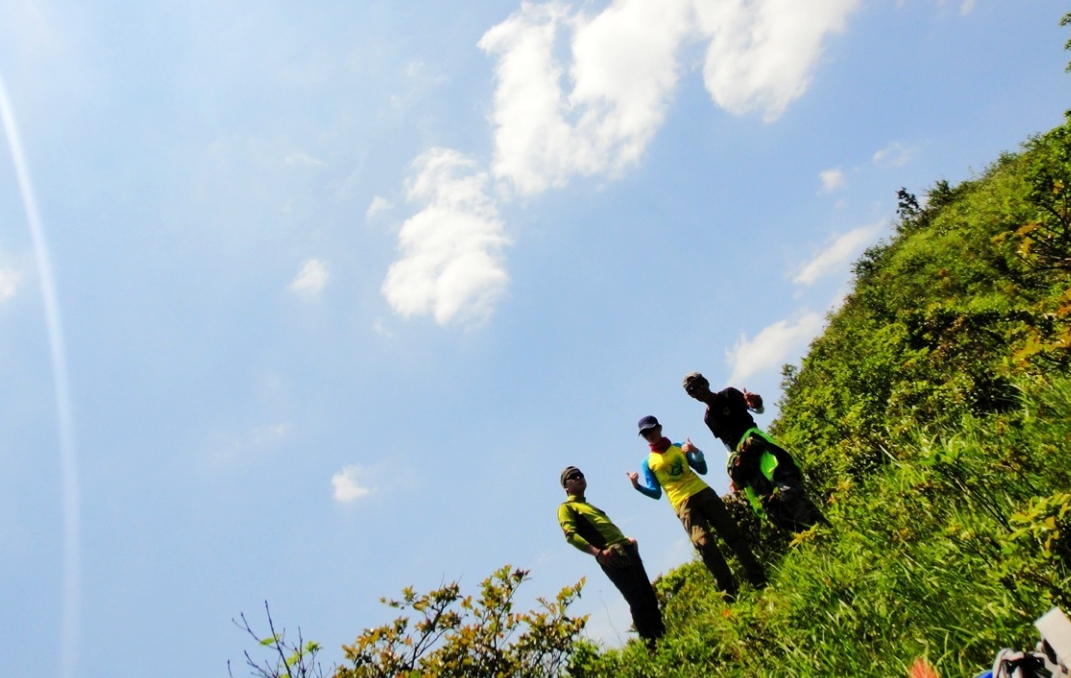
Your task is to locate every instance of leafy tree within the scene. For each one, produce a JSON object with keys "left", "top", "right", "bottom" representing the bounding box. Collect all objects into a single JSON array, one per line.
[
  {"left": 335, "top": 566, "right": 586, "bottom": 678},
  {"left": 234, "top": 569, "right": 586, "bottom": 678},
  {"left": 231, "top": 603, "right": 326, "bottom": 678}
]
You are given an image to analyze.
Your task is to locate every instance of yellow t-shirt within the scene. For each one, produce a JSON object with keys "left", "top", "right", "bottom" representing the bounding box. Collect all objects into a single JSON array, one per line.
[{"left": 646, "top": 444, "right": 709, "bottom": 512}]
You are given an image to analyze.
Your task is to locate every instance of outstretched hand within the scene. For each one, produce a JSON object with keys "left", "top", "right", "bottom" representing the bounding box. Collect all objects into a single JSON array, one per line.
[
  {"left": 742, "top": 388, "right": 763, "bottom": 411},
  {"left": 626, "top": 471, "right": 639, "bottom": 487}
]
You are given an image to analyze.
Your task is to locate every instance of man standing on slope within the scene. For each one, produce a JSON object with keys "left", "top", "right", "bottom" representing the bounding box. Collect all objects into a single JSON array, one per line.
[
  {"left": 627, "top": 416, "right": 766, "bottom": 599},
  {"left": 682, "top": 372, "right": 826, "bottom": 533},
  {"left": 558, "top": 466, "right": 666, "bottom": 645}
]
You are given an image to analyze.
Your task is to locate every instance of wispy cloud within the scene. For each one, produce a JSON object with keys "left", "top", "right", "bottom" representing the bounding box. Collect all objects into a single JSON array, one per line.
[
  {"left": 381, "top": 148, "right": 509, "bottom": 326},
  {"left": 372, "top": 318, "right": 393, "bottom": 337},
  {"left": 366, "top": 196, "right": 391, "bottom": 220},
  {"left": 819, "top": 167, "right": 845, "bottom": 193},
  {"left": 873, "top": 141, "right": 914, "bottom": 168},
  {"left": 332, "top": 464, "right": 373, "bottom": 503},
  {"left": 288, "top": 259, "right": 329, "bottom": 295},
  {"left": 205, "top": 422, "right": 292, "bottom": 466},
  {"left": 725, "top": 312, "right": 824, "bottom": 384},
  {"left": 793, "top": 222, "right": 883, "bottom": 286},
  {"left": 285, "top": 151, "right": 325, "bottom": 167},
  {"left": 0, "top": 267, "right": 20, "bottom": 302}
]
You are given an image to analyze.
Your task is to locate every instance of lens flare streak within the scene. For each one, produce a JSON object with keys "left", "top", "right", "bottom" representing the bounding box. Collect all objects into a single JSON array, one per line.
[{"left": 0, "top": 72, "right": 81, "bottom": 678}]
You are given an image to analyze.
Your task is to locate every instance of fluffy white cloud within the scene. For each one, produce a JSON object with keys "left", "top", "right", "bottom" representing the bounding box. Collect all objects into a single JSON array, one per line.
[
  {"left": 479, "top": 0, "right": 691, "bottom": 195},
  {"left": 381, "top": 148, "right": 510, "bottom": 325},
  {"left": 331, "top": 464, "right": 373, "bottom": 503},
  {"left": 479, "top": 0, "right": 857, "bottom": 195},
  {"left": 793, "top": 222, "right": 882, "bottom": 286},
  {"left": 819, "top": 167, "right": 845, "bottom": 193},
  {"left": 873, "top": 141, "right": 915, "bottom": 168},
  {"left": 288, "top": 259, "right": 328, "bottom": 294},
  {"left": 695, "top": 0, "right": 860, "bottom": 121},
  {"left": 726, "top": 312, "right": 824, "bottom": 384},
  {"left": 384, "top": 0, "right": 861, "bottom": 324}
]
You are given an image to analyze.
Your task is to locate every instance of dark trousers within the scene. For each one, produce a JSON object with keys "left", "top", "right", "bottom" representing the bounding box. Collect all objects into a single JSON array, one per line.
[
  {"left": 765, "top": 482, "right": 828, "bottom": 533},
  {"left": 677, "top": 487, "right": 766, "bottom": 596},
  {"left": 600, "top": 542, "right": 665, "bottom": 642}
]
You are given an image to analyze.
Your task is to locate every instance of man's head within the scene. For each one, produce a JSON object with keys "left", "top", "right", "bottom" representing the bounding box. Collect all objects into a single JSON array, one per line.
[
  {"left": 637, "top": 415, "right": 662, "bottom": 442},
  {"left": 682, "top": 372, "right": 712, "bottom": 401},
  {"left": 560, "top": 466, "right": 586, "bottom": 496}
]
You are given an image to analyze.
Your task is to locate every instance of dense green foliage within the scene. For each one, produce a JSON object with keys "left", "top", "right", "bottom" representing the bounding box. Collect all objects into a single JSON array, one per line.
[
  {"left": 236, "top": 78, "right": 1071, "bottom": 678},
  {"left": 569, "top": 115, "right": 1071, "bottom": 678}
]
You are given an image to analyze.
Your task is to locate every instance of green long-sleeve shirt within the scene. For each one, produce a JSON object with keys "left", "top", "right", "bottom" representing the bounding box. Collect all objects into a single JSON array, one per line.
[{"left": 558, "top": 495, "right": 629, "bottom": 553}]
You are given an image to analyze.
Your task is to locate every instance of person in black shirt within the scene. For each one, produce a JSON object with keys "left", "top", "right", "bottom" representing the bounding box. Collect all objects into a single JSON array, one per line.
[{"left": 682, "top": 372, "right": 826, "bottom": 533}]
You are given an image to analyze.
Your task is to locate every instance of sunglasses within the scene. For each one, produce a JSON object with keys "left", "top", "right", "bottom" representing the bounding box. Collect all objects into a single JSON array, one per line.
[{"left": 565, "top": 472, "right": 584, "bottom": 482}]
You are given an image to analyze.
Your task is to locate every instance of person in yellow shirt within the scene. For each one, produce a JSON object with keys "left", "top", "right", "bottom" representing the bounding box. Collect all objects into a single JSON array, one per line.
[
  {"left": 628, "top": 416, "right": 766, "bottom": 599},
  {"left": 558, "top": 466, "right": 665, "bottom": 644}
]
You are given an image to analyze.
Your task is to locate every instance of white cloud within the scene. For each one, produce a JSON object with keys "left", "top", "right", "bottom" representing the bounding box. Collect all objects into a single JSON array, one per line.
[
  {"left": 479, "top": 0, "right": 857, "bottom": 195},
  {"left": 366, "top": 196, "right": 391, "bottom": 220},
  {"left": 873, "top": 141, "right": 914, "bottom": 168},
  {"left": 251, "top": 423, "right": 291, "bottom": 445},
  {"left": 726, "top": 312, "right": 824, "bottom": 384},
  {"left": 959, "top": 0, "right": 976, "bottom": 15},
  {"left": 288, "top": 259, "right": 329, "bottom": 295},
  {"left": 819, "top": 167, "right": 845, "bottom": 193},
  {"left": 793, "top": 222, "right": 883, "bottom": 286},
  {"left": 285, "top": 151, "right": 326, "bottom": 167},
  {"left": 383, "top": 0, "right": 861, "bottom": 324},
  {"left": 205, "top": 422, "right": 292, "bottom": 466},
  {"left": 381, "top": 148, "right": 509, "bottom": 326},
  {"left": 695, "top": 0, "right": 860, "bottom": 122},
  {"left": 332, "top": 464, "right": 373, "bottom": 503},
  {"left": 0, "top": 268, "right": 20, "bottom": 302},
  {"left": 372, "top": 318, "right": 393, "bottom": 337}
]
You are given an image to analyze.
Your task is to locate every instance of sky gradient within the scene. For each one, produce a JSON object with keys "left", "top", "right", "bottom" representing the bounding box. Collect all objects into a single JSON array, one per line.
[{"left": 0, "top": 1, "right": 1068, "bottom": 676}]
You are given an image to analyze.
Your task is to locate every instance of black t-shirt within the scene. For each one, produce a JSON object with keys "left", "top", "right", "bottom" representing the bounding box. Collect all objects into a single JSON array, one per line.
[{"left": 703, "top": 387, "right": 757, "bottom": 450}]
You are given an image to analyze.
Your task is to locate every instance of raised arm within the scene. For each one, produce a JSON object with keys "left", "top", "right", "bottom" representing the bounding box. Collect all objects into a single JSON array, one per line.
[
  {"left": 742, "top": 388, "right": 764, "bottom": 414},
  {"left": 680, "top": 437, "right": 707, "bottom": 474},
  {"left": 628, "top": 459, "right": 662, "bottom": 500}
]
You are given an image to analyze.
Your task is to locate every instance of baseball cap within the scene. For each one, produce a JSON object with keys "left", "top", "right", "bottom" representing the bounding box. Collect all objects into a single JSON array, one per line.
[{"left": 637, "top": 415, "right": 659, "bottom": 435}]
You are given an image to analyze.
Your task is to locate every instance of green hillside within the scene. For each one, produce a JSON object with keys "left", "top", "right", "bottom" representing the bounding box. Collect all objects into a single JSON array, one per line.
[{"left": 569, "top": 116, "right": 1071, "bottom": 678}]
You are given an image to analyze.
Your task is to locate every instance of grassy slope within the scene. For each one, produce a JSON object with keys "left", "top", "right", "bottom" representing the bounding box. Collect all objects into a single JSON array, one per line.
[{"left": 571, "top": 121, "right": 1071, "bottom": 678}]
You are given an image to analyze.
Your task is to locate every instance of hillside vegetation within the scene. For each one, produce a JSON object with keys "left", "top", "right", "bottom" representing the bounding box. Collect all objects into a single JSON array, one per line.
[
  {"left": 234, "top": 89, "right": 1071, "bottom": 678},
  {"left": 568, "top": 115, "right": 1071, "bottom": 678}
]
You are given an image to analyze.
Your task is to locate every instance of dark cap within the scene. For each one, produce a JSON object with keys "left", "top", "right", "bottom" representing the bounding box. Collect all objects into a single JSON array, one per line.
[
  {"left": 637, "top": 415, "right": 659, "bottom": 435},
  {"left": 682, "top": 372, "right": 708, "bottom": 390},
  {"left": 560, "top": 466, "right": 582, "bottom": 487}
]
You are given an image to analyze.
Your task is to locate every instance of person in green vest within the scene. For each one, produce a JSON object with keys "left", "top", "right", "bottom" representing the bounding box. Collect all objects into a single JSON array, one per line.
[
  {"left": 627, "top": 416, "right": 766, "bottom": 599},
  {"left": 682, "top": 371, "right": 826, "bottom": 533},
  {"left": 558, "top": 466, "right": 665, "bottom": 645}
]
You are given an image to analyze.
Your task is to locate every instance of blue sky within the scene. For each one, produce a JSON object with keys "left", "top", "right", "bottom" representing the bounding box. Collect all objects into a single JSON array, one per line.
[{"left": 0, "top": 1, "right": 1067, "bottom": 676}]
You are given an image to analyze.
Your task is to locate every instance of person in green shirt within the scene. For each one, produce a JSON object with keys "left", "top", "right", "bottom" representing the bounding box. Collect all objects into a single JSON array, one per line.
[{"left": 558, "top": 466, "right": 665, "bottom": 644}]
